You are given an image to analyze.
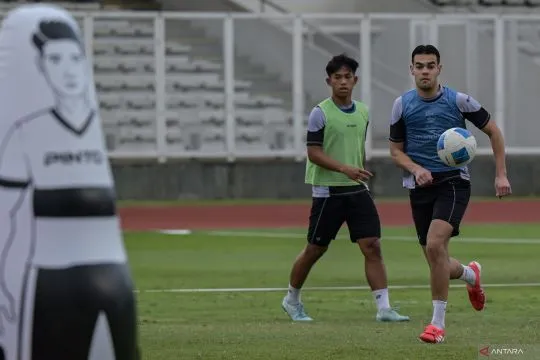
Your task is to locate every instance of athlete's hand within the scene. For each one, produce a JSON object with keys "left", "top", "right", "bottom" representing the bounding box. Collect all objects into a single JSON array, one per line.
[
  {"left": 495, "top": 175, "right": 512, "bottom": 198},
  {"left": 413, "top": 167, "right": 433, "bottom": 187},
  {"left": 340, "top": 166, "right": 373, "bottom": 183},
  {"left": 0, "top": 286, "right": 16, "bottom": 336}
]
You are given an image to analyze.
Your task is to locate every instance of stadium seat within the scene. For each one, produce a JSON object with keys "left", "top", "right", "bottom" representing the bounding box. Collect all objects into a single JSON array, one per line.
[{"left": 93, "top": 21, "right": 154, "bottom": 38}]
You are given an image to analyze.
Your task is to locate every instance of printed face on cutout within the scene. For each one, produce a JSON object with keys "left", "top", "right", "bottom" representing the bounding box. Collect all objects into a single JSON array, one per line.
[{"left": 39, "top": 39, "right": 87, "bottom": 97}]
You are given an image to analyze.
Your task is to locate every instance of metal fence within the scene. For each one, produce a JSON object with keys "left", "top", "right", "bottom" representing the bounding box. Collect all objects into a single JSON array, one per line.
[{"left": 9, "top": 10, "right": 540, "bottom": 161}]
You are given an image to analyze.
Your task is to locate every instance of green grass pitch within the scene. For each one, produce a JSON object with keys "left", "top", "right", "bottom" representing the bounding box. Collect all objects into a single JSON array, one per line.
[{"left": 127, "top": 223, "right": 540, "bottom": 360}]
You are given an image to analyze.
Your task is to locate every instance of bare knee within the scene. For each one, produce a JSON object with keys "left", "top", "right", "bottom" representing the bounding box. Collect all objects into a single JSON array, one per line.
[
  {"left": 425, "top": 220, "right": 453, "bottom": 262},
  {"left": 425, "top": 242, "right": 446, "bottom": 262},
  {"left": 302, "top": 243, "right": 327, "bottom": 261},
  {"left": 357, "top": 237, "right": 382, "bottom": 261}
]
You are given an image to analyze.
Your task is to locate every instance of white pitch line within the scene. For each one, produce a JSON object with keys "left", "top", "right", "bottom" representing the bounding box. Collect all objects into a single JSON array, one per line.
[
  {"left": 137, "top": 282, "right": 540, "bottom": 294},
  {"left": 200, "top": 230, "right": 540, "bottom": 245}
]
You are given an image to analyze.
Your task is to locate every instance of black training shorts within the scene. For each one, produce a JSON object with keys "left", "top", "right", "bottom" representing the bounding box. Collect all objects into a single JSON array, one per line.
[
  {"left": 307, "top": 184, "right": 381, "bottom": 247},
  {"left": 409, "top": 176, "right": 471, "bottom": 246}
]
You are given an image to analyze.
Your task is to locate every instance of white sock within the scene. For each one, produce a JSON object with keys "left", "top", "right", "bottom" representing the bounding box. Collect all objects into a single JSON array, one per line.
[
  {"left": 431, "top": 300, "right": 447, "bottom": 329},
  {"left": 372, "top": 288, "right": 390, "bottom": 311},
  {"left": 459, "top": 265, "right": 476, "bottom": 286},
  {"left": 285, "top": 284, "right": 300, "bottom": 304}
]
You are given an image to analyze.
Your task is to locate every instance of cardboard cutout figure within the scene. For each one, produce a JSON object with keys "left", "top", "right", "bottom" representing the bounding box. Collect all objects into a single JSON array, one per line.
[{"left": 0, "top": 4, "right": 139, "bottom": 360}]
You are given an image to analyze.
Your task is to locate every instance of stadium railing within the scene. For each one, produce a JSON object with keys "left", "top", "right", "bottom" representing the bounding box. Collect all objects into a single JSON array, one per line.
[{"left": 1, "top": 9, "right": 539, "bottom": 161}]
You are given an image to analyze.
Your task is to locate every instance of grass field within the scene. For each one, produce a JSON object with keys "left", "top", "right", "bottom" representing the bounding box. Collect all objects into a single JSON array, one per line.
[{"left": 127, "top": 223, "right": 540, "bottom": 360}]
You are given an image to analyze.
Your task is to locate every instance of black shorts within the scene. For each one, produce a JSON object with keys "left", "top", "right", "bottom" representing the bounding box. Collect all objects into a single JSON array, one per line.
[
  {"left": 30, "top": 263, "right": 140, "bottom": 360},
  {"left": 307, "top": 185, "right": 381, "bottom": 246},
  {"left": 409, "top": 177, "right": 471, "bottom": 246}
]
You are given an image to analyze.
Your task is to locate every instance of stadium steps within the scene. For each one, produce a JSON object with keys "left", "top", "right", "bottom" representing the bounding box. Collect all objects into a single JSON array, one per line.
[{"left": 163, "top": 19, "right": 303, "bottom": 116}]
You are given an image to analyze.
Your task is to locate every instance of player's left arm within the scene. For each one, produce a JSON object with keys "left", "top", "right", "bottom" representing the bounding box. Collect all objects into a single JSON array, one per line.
[{"left": 456, "top": 92, "right": 511, "bottom": 197}]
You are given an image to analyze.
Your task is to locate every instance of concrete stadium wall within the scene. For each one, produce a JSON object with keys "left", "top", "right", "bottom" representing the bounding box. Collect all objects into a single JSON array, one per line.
[{"left": 111, "top": 155, "right": 540, "bottom": 200}]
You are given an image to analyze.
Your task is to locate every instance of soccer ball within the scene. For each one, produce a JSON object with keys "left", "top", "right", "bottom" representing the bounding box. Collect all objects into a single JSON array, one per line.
[{"left": 437, "top": 127, "right": 477, "bottom": 167}]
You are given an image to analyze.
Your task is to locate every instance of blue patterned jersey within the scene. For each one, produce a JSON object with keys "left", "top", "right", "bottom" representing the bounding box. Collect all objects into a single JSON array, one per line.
[{"left": 389, "top": 86, "right": 490, "bottom": 189}]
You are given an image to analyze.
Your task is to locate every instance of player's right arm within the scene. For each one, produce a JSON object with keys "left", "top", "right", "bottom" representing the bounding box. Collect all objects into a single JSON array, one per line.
[
  {"left": 0, "top": 124, "right": 31, "bottom": 331},
  {"left": 389, "top": 97, "right": 433, "bottom": 186},
  {"left": 306, "top": 107, "right": 372, "bottom": 182}
]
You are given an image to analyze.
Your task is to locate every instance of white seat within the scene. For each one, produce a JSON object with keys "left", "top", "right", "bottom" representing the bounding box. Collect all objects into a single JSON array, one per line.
[
  {"left": 118, "top": 126, "right": 156, "bottom": 137},
  {"left": 94, "top": 42, "right": 154, "bottom": 56},
  {"left": 96, "top": 75, "right": 155, "bottom": 91},
  {"left": 94, "top": 38, "right": 155, "bottom": 46},
  {"left": 102, "top": 110, "right": 156, "bottom": 124},
  {"left": 95, "top": 55, "right": 191, "bottom": 67},
  {"left": 167, "top": 59, "right": 222, "bottom": 72},
  {"left": 94, "top": 22, "right": 154, "bottom": 37},
  {"left": 115, "top": 137, "right": 156, "bottom": 150},
  {"left": 93, "top": 20, "right": 132, "bottom": 29}
]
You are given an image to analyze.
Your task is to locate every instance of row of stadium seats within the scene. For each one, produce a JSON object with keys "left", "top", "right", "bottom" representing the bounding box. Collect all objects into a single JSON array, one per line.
[
  {"left": 94, "top": 56, "right": 222, "bottom": 74},
  {"left": 102, "top": 115, "right": 293, "bottom": 153},
  {"left": 98, "top": 93, "right": 285, "bottom": 111},
  {"left": 94, "top": 38, "right": 191, "bottom": 57},
  {"left": 92, "top": 16, "right": 297, "bottom": 153},
  {"left": 101, "top": 109, "right": 293, "bottom": 127}
]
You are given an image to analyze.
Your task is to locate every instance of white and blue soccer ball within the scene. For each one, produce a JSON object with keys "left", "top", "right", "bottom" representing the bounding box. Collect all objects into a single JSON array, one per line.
[{"left": 437, "top": 127, "right": 477, "bottom": 167}]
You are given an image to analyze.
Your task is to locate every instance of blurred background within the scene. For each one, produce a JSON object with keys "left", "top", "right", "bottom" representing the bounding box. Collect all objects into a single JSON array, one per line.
[{"left": 2, "top": 0, "right": 539, "bottom": 200}]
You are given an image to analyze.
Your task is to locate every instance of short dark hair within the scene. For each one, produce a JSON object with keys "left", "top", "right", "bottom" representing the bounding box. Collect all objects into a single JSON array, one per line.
[
  {"left": 325, "top": 53, "right": 359, "bottom": 77},
  {"left": 411, "top": 45, "right": 440, "bottom": 64},
  {"left": 32, "top": 20, "right": 83, "bottom": 55}
]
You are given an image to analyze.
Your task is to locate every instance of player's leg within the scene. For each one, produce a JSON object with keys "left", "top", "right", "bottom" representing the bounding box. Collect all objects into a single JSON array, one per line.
[
  {"left": 420, "top": 249, "right": 477, "bottom": 292},
  {"left": 419, "top": 248, "right": 476, "bottom": 285},
  {"left": 420, "top": 217, "right": 452, "bottom": 344},
  {"left": 409, "top": 186, "right": 436, "bottom": 255},
  {"left": 419, "top": 179, "right": 480, "bottom": 343},
  {"left": 282, "top": 196, "right": 344, "bottom": 321},
  {"left": 344, "top": 188, "right": 409, "bottom": 322},
  {"left": 422, "top": 245, "right": 474, "bottom": 286},
  {"left": 433, "top": 180, "right": 484, "bottom": 312},
  {"left": 414, "top": 179, "right": 474, "bottom": 282},
  {"left": 409, "top": 186, "right": 448, "bottom": 343}
]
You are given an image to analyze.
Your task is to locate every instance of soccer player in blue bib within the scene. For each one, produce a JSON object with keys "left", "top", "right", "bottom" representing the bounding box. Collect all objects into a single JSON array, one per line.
[{"left": 389, "top": 45, "right": 512, "bottom": 343}]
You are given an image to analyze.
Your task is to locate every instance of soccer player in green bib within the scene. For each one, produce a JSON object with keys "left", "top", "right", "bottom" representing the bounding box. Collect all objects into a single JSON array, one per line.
[{"left": 281, "top": 54, "right": 409, "bottom": 322}]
